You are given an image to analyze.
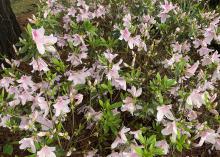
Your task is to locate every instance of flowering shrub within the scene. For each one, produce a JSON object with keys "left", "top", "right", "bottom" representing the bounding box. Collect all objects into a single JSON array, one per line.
[{"left": 1, "top": 0, "right": 220, "bottom": 156}]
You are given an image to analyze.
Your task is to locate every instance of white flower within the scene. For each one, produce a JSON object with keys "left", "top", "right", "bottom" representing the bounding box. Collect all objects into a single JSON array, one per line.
[
  {"left": 104, "top": 51, "right": 118, "bottom": 64},
  {"left": 156, "top": 105, "right": 174, "bottom": 122},
  {"left": 32, "top": 27, "right": 57, "bottom": 55},
  {"left": 0, "top": 114, "right": 11, "bottom": 127},
  {"left": 33, "top": 95, "right": 49, "bottom": 117},
  {"left": 54, "top": 97, "right": 70, "bottom": 117},
  {"left": 186, "top": 90, "right": 205, "bottom": 108},
  {"left": 185, "top": 61, "right": 199, "bottom": 78},
  {"left": 121, "top": 97, "right": 142, "bottom": 115},
  {"left": 30, "top": 58, "right": 49, "bottom": 72},
  {"left": 156, "top": 140, "right": 169, "bottom": 155},
  {"left": 194, "top": 129, "right": 219, "bottom": 147},
  {"left": 111, "top": 127, "right": 130, "bottom": 149},
  {"left": 67, "top": 68, "right": 91, "bottom": 85},
  {"left": 37, "top": 146, "right": 56, "bottom": 157},
  {"left": 129, "top": 130, "right": 142, "bottom": 140},
  {"left": 214, "top": 139, "right": 220, "bottom": 150},
  {"left": 19, "top": 137, "right": 36, "bottom": 153},
  {"left": 119, "top": 28, "right": 131, "bottom": 42},
  {"left": 161, "top": 121, "right": 177, "bottom": 142},
  {"left": 17, "top": 75, "right": 35, "bottom": 90},
  {"left": 127, "top": 86, "right": 142, "bottom": 98}
]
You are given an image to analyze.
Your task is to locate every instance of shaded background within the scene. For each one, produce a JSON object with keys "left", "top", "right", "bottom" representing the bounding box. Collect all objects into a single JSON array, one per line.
[{"left": 11, "top": 0, "right": 37, "bottom": 28}]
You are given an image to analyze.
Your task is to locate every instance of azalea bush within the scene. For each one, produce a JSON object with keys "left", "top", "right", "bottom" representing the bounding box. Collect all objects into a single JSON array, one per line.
[{"left": 1, "top": 0, "right": 220, "bottom": 156}]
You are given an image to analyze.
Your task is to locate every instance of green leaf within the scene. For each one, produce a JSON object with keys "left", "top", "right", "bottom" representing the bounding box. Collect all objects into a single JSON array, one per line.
[
  {"left": 111, "top": 102, "right": 122, "bottom": 109},
  {"left": 134, "top": 147, "right": 143, "bottom": 156},
  {"left": 27, "top": 24, "right": 32, "bottom": 35},
  {"left": 138, "top": 133, "right": 146, "bottom": 145},
  {"left": 146, "top": 135, "right": 156, "bottom": 146},
  {"left": 25, "top": 154, "right": 36, "bottom": 157},
  {"left": 3, "top": 144, "right": 13, "bottom": 155}
]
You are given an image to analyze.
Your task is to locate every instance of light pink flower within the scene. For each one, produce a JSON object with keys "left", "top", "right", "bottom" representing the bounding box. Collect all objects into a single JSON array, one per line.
[
  {"left": 119, "top": 28, "right": 131, "bottom": 42},
  {"left": 211, "top": 51, "right": 220, "bottom": 63},
  {"left": 142, "top": 14, "right": 156, "bottom": 24},
  {"left": 162, "top": 53, "right": 182, "bottom": 68},
  {"left": 127, "top": 86, "right": 142, "bottom": 98},
  {"left": 185, "top": 61, "right": 199, "bottom": 78},
  {"left": 137, "top": 41, "right": 147, "bottom": 51},
  {"left": 156, "top": 140, "right": 169, "bottom": 155},
  {"left": 76, "top": 7, "right": 93, "bottom": 22},
  {"left": 106, "top": 60, "right": 122, "bottom": 80},
  {"left": 19, "top": 137, "right": 36, "bottom": 153},
  {"left": 37, "top": 146, "right": 56, "bottom": 157},
  {"left": 112, "top": 77, "right": 127, "bottom": 91},
  {"left": 104, "top": 51, "right": 118, "bottom": 64},
  {"left": 171, "top": 41, "right": 190, "bottom": 53},
  {"left": 54, "top": 97, "right": 70, "bottom": 117},
  {"left": 19, "top": 90, "right": 33, "bottom": 105},
  {"left": 212, "top": 65, "right": 220, "bottom": 82},
  {"left": 85, "top": 149, "right": 98, "bottom": 157},
  {"left": 201, "top": 55, "right": 212, "bottom": 66},
  {"left": 30, "top": 58, "right": 49, "bottom": 72},
  {"left": 156, "top": 105, "right": 174, "bottom": 122},
  {"left": 199, "top": 81, "right": 214, "bottom": 91},
  {"left": 84, "top": 106, "right": 102, "bottom": 122},
  {"left": 158, "top": 12, "right": 169, "bottom": 23},
  {"left": 0, "top": 77, "right": 14, "bottom": 89},
  {"left": 186, "top": 90, "right": 205, "bottom": 108},
  {"left": 67, "top": 7, "right": 76, "bottom": 17},
  {"left": 8, "top": 99, "right": 20, "bottom": 106},
  {"left": 123, "top": 13, "right": 132, "bottom": 28},
  {"left": 161, "top": 0, "right": 176, "bottom": 13},
  {"left": 33, "top": 95, "right": 49, "bottom": 117},
  {"left": 72, "top": 34, "right": 84, "bottom": 46},
  {"left": 80, "top": 44, "right": 88, "bottom": 52},
  {"left": 0, "top": 114, "right": 11, "bottom": 127},
  {"left": 204, "top": 28, "right": 216, "bottom": 45},
  {"left": 128, "top": 38, "right": 135, "bottom": 49},
  {"left": 77, "top": 0, "right": 86, "bottom": 7},
  {"left": 67, "top": 68, "right": 91, "bottom": 85},
  {"left": 172, "top": 42, "right": 182, "bottom": 53},
  {"left": 193, "top": 39, "right": 207, "bottom": 48},
  {"left": 194, "top": 129, "right": 219, "bottom": 147},
  {"left": 197, "top": 47, "right": 213, "bottom": 56},
  {"left": 129, "top": 130, "right": 142, "bottom": 140},
  {"left": 214, "top": 139, "right": 220, "bottom": 150},
  {"left": 121, "top": 97, "right": 142, "bottom": 115},
  {"left": 161, "top": 121, "right": 177, "bottom": 141},
  {"left": 67, "top": 52, "right": 88, "bottom": 66},
  {"left": 95, "top": 5, "right": 106, "bottom": 18},
  {"left": 186, "top": 110, "right": 198, "bottom": 121},
  {"left": 19, "top": 117, "right": 31, "bottom": 130},
  {"left": 158, "top": 0, "right": 175, "bottom": 23},
  {"left": 47, "top": 0, "right": 56, "bottom": 6},
  {"left": 17, "top": 75, "right": 35, "bottom": 90},
  {"left": 105, "top": 59, "right": 127, "bottom": 90},
  {"left": 32, "top": 27, "right": 57, "bottom": 55},
  {"left": 121, "top": 97, "right": 135, "bottom": 115},
  {"left": 31, "top": 111, "right": 53, "bottom": 130},
  {"left": 111, "top": 127, "right": 130, "bottom": 149}
]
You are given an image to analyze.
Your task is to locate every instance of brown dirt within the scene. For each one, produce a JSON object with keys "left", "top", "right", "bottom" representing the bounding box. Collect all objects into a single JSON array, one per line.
[{"left": 16, "top": 11, "right": 34, "bottom": 30}]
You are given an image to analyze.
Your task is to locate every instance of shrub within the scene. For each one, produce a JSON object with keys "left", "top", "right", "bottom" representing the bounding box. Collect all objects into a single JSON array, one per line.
[{"left": 1, "top": 0, "right": 220, "bottom": 156}]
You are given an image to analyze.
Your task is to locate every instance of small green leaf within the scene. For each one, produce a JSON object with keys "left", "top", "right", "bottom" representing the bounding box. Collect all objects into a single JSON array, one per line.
[
  {"left": 134, "top": 147, "right": 143, "bottom": 156},
  {"left": 3, "top": 144, "right": 13, "bottom": 155}
]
